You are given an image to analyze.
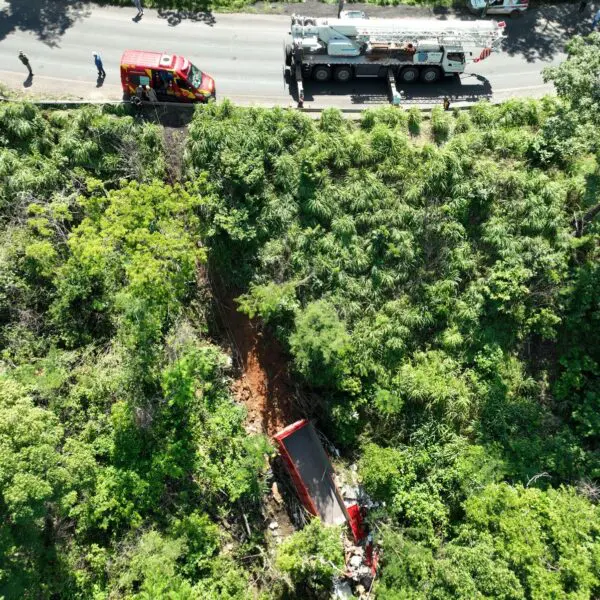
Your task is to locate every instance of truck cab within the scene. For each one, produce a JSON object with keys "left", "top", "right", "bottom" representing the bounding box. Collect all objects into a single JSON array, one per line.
[
  {"left": 120, "top": 50, "right": 216, "bottom": 103},
  {"left": 441, "top": 45, "right": 466, "bottom": 74}
]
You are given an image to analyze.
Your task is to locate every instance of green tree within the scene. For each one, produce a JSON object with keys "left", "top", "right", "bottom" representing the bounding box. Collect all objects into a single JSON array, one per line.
[
  {"left": 377, "top": 484, "right": 600, "bottom": 600},
  {"left": 0, "top": 379, "right": 66, "bottom": 598},
  {"left": 276, "top": 518, "right": 344, "bottom": 595},
  {"left": 289, "top": 300, "right": 350, "bottom": 386},
  {"left": 544, "top": 34, "right": 600, "bottom": 127}
]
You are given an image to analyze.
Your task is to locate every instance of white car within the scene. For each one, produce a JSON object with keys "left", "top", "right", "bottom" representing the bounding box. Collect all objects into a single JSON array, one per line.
[
  {"left": 340, "top": 9, "right": 368, "bottom": 19},
  {"left": 467, "top": 0, "right": 528, "bottom": 17}
]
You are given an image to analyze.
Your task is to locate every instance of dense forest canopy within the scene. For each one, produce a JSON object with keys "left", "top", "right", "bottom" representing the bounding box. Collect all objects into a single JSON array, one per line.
[{"left": 1, "top": 34, "right": 600, "bottom": 600}]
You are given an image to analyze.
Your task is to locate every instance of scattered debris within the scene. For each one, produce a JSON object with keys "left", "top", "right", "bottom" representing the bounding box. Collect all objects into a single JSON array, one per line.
[
  {"left": 333, "top": 579, "right": 354, "bottom": 599},
  {"left": 350, "top": 554, "right": 363, "bottom": 568},
  {"left": 269, "top": 520, "right": 279, "bottom": 530},
  {"left": 242, "top": 510, "right": 252, "bottom": 538},
  {"left": 271, "top": 481, "right": 283, "bottom": 504},
  {"left": 342, "top": 485, "right": 359, "bottom": 501}
]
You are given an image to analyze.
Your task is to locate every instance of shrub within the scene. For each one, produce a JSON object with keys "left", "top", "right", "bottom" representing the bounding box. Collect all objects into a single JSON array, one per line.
[
  {"left": 408, "top": 107, "right": 422, "bottom": 136},
  {"left": 276, "top": 519, "right": 344, "bottom": 594},
  {"left": 431, "top": 106, "right": 452, "bottom": 144},
  {"left": 289, "top": 300, "right": 350, "bottom": 386}
]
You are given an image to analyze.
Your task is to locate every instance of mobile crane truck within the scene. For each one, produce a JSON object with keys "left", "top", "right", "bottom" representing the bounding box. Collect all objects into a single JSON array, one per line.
[{"left": 284, "top": 9, "right": 505, "bottom": 106}]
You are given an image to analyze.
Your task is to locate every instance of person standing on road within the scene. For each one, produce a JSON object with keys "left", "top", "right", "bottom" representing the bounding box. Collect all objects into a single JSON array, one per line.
[
  {"left": 132, "top": 0, "right": 143, "bottom": 18},
  {"left": 443, "top": 97, "right": 450, "bottom": 111},
  {"left": 93, "top": 52, "right": 106, "bottom": 78},
  {"left": 593, "top": 8, "right": 600, "bottom": 28},
  {"left": 18, "top": 51, "right": 33, "bottom": 76}
]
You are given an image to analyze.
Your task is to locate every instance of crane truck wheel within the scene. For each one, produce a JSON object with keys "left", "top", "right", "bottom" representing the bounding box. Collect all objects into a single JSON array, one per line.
[
  {"left": 399, "top": 67, "right": 419, "bottom": 83},
  {"left": 333, "top": 66, "right": 353, "bottom": 83},
  {"left": 312, "top": 65, "right": 332, "bottom": 82},
  {"left": 420, "top": 66, "right": 441, "bottom": 83},
  {"left": 284, "top": 43, "right": 293, "bottom": 67}
]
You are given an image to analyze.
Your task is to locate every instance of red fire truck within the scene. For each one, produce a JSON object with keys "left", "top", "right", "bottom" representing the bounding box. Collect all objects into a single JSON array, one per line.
[{"left": 120, "top": 50, "right": 216, "bottom": 103}]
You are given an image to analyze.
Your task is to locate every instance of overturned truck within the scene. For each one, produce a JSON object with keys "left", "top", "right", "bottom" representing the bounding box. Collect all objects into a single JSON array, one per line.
[{"left": 274, "top": 420, "right": 369, "bottom": 548}]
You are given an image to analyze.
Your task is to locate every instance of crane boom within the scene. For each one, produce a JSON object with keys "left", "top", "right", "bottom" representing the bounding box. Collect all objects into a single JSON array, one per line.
[
  {"left": 291, "top": 16, "right": 505, "bottom": 59},
  {"left": 292, "top": 16, "right": 504, "bottom": 46}
]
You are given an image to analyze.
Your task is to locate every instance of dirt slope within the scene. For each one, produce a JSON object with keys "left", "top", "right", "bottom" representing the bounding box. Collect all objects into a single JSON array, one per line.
[{"left": 215, "top": 287, "right": 300, "bottom": 436}]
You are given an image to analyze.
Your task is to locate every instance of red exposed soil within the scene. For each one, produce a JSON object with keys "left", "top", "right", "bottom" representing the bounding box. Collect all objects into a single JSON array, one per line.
[{"left": 216, "top": 289, "right": 301, "bottom": 437}]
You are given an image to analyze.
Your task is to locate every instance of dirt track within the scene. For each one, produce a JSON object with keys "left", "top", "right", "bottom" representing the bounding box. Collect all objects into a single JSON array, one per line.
[{"left": 216, "top": 288, "right": 301, "bottom": 436}]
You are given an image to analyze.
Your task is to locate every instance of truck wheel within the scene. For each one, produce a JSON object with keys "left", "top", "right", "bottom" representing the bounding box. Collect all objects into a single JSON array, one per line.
[
  {"left": 284, "top": 43, "right": 293, "bottom": 67},
  {"left": 420, "top": 66, "right": 441, "bottom": 83},
  {"left": 333, "top": 66, "right": 353, "bottom": 82},
  {"left": 313, "top": 65, "right": 332, "bottom": 82},
  {"left": 399, "top": 67, "right": 419, "bottom": 83}
]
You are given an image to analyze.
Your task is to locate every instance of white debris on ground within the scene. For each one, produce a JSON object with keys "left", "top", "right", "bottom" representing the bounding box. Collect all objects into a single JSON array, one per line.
[
  {"left": 342, "top": 485, "right": 359, "bottom": 501},
  {"left": 267, "top": 519, "right": 284, "bottom": 545},
  {"left": 344, "top": 537, "right": 375, "bottom": 591},
  {"left": 271, "top": 481, "right": 284, "bottom": 504},
  {"left": 333, "top": 579, "right": 354, "bottom": 599}
]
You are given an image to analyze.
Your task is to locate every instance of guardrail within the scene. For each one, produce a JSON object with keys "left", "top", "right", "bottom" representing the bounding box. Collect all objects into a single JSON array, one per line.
[{"left": 0, "top": 94, "right": 487, "bottom": 115}]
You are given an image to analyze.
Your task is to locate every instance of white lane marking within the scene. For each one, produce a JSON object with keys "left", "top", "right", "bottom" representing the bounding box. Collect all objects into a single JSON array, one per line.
[
  {"left": 0, "top": 71, "right": 555, "bottom": 100},
  {"left": 494, "top": 84, "right": 553, "bottom": 92},
  {"left": 0, "top": 69, "right": 122, "bottom": 87}
]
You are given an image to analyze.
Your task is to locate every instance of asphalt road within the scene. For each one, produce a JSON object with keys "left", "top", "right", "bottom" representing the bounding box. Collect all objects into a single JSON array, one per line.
[{"left": 0, "top": 0, "right": 592, "bottom": 109}]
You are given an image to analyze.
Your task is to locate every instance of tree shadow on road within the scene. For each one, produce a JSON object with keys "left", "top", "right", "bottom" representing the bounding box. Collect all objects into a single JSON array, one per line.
[
  {"left": 0, "top": 0, "right": 90, "bottom": 46},
  {"left": 500, "top": 4, "right": 594, "bottom": 62},
  {"left": 157, "top": 7, "right": 216, "bottom": 26}
]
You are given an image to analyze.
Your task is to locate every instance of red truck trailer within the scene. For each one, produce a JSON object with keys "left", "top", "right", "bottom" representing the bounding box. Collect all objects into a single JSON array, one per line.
[
  {"left": 274, "top": 419, "right": 377, "bottom": 582},
  {"left": 274, "top": 419, "right": 349, "bottom": 526}
]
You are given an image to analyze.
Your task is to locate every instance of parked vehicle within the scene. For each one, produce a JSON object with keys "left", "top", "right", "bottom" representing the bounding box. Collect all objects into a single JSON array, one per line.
[
  {"left": 340, "top": 9, "right": 368, "bottom": 19},
  {"left": 285, "top": 15, "right": 505, "bottom": 83},
  {"left": 120, "top": 50, "right": 216, "bottom": 103},
  {"left": 467, "top": 0, "right": 528, "bottom": 18}
]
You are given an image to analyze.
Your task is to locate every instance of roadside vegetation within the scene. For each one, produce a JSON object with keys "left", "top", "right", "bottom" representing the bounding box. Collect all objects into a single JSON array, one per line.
[
  {"left": 101, "top": 0, "right": 580, "bottom": 12},
  {"left": 1, "top": 34, "right": 599, "bottom": 600},
  {"left": 103, "top": 0, "right": 462, "bottom": 12}
]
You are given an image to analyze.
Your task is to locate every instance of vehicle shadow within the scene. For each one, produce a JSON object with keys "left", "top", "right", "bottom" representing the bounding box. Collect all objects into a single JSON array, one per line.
[
  {"left": 498, "top": 4, "right": 594, "bottom": 62},
  {"left": 400, "top": 73, "right": 493, "bottom": 105},
  {"left": 0, "top": 0, "right": 90, "bottom": 46},
  {"left": 288, "top": 73, "right": 493, "bottom": 107},
  {"left": 127, "top": 102, "right": 196, "bottom": 128},
  {"left": 306, "top": 79, "right": 390, "bottom": 106},
  {"left": 157, "top": 7, "right": 216, "bottom": 27}
]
